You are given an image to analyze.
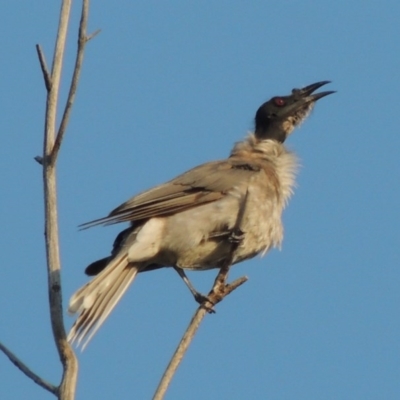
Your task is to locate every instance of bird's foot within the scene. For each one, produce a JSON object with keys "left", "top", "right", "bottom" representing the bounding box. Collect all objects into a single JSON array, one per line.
[
  {"left": 229, "top": 228, "right": 244, "bottom": 245},
  {"left": 194, "top": 292, "right": 216, "bottom": 314}
]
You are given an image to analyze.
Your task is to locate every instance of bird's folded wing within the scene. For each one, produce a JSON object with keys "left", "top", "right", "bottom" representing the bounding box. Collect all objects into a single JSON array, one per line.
[{"left": 80, "top": 158, "right": 264, "bottom": 228}]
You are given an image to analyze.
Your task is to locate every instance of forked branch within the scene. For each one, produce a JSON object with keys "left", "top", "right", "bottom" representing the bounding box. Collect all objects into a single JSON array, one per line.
[
  {"left": 2, "top": 1, "right": 94, "bottom": 399},
  {"left": 51, "top": 2, "right": 100, "bottom": 163},
  {"left": 153, "top": 260, "right": 248, "bottom": 400}
]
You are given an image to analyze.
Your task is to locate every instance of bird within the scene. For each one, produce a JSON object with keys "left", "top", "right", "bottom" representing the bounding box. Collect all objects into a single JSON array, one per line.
[{"left": 68, "top": 80, "right": 335, "bottom": 348}]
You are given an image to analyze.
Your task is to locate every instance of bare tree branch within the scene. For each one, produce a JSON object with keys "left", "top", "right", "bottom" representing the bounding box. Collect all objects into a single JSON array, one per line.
[
  {"left": 4, "top": 2, "right": 97, "bottom": 398},
  {"left": 51, "top": 0, "right": 98, "bottom": 162},
  {"left": 36, "top": 45, "right": 52, "bottom": 92},
  {"left": 153, "top": 267, "right": 248, "bottom": 400},
  {"left": 41, "top": 1, "right": 79, "bottom": 399},
  {"left": 153, "top": 307, "right": 207, "bottom": 400},
  {"left": 0, "top": 341, "right": 57, "bottom": 395},
  {"left": 153, "top": 271, "right": 248, "bottom": 400}
]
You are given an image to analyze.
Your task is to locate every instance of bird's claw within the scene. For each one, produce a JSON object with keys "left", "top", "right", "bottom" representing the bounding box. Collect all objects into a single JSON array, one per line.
[
  {"left": 194, "top": 292, "right": 216, "bottom": 313},
  {"left": 229, "top": 229, "right": 244, "bottom": 245}
]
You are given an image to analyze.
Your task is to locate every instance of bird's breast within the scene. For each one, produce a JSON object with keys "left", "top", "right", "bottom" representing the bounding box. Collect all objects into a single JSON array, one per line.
[{"left": 233, "top": 175, "right": 284, "bottom": 264}]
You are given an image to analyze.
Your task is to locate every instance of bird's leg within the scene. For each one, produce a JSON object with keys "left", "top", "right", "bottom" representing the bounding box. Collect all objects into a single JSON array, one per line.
[
  {"left": 207, "top": 194, "right": 248, "bottom": 303},
  {"left": 228, "top": 188, "right": 248, "bottom": 247},
  {"left": 173, "top": 205, "right": 246, "bottom": 312},
  {"left": 173, "top": 267, "right": 215, "bottom": 312}
]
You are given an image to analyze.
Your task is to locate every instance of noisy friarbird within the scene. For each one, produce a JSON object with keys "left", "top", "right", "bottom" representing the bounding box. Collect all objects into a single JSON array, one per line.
[{"left": 68, "top": 81, "right": 335, "bottom": 348}]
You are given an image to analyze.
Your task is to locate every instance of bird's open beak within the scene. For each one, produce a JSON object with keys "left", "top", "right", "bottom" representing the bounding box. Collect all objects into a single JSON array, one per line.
[
  {"left": 281, "top": 81, "right": 335, "bottom": 117},
  {"left": 296, "top": 80, "right": 336, "bottom": 102}
]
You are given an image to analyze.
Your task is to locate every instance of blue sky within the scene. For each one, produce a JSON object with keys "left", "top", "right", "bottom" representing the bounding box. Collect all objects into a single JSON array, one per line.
[{"left": 1, "top": 1, "right": 399, "bottom": 399}]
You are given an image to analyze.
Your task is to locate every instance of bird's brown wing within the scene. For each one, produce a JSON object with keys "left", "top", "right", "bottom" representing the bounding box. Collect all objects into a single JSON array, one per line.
[{"left": 80, "top": 158, "right": 265, "bottom": 228}]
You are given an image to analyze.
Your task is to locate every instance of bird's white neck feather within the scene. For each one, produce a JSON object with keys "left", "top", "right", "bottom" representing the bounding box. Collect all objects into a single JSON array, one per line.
[{"left": 231, "top": 133, "right": 298, "bottom": 207}]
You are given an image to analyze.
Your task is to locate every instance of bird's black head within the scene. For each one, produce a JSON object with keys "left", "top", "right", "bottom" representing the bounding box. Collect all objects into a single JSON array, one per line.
[{"left": 255, "top": 81, "right": 335, "bottom": 143}]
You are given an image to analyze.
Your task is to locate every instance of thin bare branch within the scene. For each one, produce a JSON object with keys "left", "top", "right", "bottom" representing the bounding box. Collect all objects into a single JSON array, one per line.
[
  {"left": 153, "top": 271, "right": 248, "bottom": 400},
  {"left": 5, "top": 1, "right": 92, "bottom": 398},
  {"left": 152, "top": 307, "right": 207, "bottom": 400},
  {"left": 41, "top": 0, "right": 78, "bottom": 399},
  {"left": 51, "top": 0, "right": 95, "bottom": 163},
  {"left": 36, "top": 44, "right": 52, "bottom": 92},
  {"left": 153, "top": 263, "right": 248, "bottom": 400},
  {"left": 0, "top": 341, "right": 57, "bottom": 395}
]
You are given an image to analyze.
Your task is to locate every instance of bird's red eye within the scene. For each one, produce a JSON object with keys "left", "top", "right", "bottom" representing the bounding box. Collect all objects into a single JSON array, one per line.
[{"left": 273, "top": 97, "right": 285, "bottom": 107}]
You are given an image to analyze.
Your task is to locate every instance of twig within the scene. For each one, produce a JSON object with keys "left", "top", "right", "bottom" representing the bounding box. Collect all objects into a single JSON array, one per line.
[
  {"left": 153, "top": 271, "right": 248, "bottom": 400},
  {"left": 34, "top": 156, "right": 44, "bottom": 165},
  {"left": 0, "top": 341, "right": 57, "bottom": 395},
  {"left": 152, "top": 307, "right": 207, "bottom": 400},
  {"left": 86, "top": 28, "right": 101, "bottom": 42},
  {"left": 36, "top": 45, "right": 52, "bottom": 92},
  {"left": 51, "top": 1, "right": 99, "bottom": 162}
]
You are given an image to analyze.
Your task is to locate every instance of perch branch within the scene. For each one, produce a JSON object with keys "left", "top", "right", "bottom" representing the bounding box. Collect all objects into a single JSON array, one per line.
[{"left": 153, "top": 268, "right": 248, "bottom": 400}]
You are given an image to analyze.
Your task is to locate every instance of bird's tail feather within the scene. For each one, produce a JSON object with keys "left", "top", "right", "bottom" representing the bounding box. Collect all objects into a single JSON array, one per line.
[{"left": 67, "top": 253, "right": 139, "bottom": 349}]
